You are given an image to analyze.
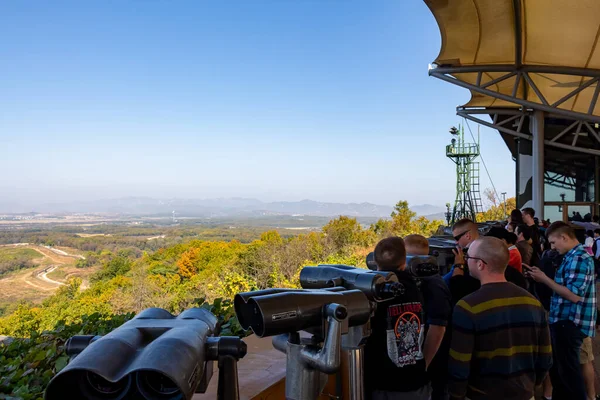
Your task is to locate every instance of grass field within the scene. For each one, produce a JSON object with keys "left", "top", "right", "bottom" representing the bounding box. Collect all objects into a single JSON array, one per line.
[
  {"left": 0, "top": 245, "right": 97, "bottom": 316},
  {"left": 0, "top": 247, "right": 42, "bottom": 276},
  {"left": 0, "top": 247, "right": 41, "bottom": 262}
]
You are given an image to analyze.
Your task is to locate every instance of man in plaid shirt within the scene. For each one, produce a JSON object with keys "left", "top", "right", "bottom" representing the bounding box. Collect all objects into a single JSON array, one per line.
[{"left": 527, "top": 221, "right": 596, "bottom": 400}]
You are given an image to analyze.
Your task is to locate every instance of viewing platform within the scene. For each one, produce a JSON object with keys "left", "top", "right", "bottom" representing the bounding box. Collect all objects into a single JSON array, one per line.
[
  {"left": 446, "top": 143, "right": 480, "bottom": 158},
  {"left": 194, "top": 291, "right": 600, "bottom": 399}
]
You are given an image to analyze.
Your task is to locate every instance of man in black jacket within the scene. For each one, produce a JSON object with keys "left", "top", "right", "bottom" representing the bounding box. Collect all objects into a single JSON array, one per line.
[
  {"left": 404, "top": 234, "right": 452, "bottom": 400},
  {"left": 522, "top": 207, "right": 543, "bottom": 266},
  {"left": 364, "top": 236, "right": 431, "bottom": 400}
]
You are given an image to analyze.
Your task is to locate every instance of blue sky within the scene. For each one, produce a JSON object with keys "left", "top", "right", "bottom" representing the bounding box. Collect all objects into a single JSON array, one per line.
[{"left": 0, "top": 1, "right": 515, "bottom": 209}]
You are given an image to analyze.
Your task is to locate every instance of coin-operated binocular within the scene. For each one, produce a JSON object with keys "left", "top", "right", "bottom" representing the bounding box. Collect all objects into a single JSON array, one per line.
[
  {"left": 234, "top": 288, "right": 373, "bottom": 400},
  {"left": 299, "top": 265, "right": 406, "bottom": 400},
  {"left": 45, "top": 308, "right": 247, "bottom": 400},
  {"left": 299, "top": 264, "right": 404, "bottom": 300},
  {"left": 366, "top": 253, "right": 440, "bottom": 284},
  {"left": 404, "top": 255, "right": 440, "bottom": 282}
]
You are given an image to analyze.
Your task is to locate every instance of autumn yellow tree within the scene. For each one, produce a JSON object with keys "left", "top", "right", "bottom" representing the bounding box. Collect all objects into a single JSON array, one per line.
[
  {"left": 372, "top": 201, "right": 444, "bottom": 238},
  {"left": 177, "top": 247, "right": 201, "bottom": 278},
  {"left": 322, "top": 216, "right": 376, "bottom": 254},
  {"left": 477, "top": 188, "right": 516, "bottom": 222}
]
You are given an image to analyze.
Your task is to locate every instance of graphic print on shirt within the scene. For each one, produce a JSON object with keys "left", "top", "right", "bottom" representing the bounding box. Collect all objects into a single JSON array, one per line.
[{"left": 385, "top": 302, "right": 424, "bottom": 367}]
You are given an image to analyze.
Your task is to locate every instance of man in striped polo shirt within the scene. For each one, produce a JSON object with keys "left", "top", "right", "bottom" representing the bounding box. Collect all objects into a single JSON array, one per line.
[
  {"left": 448, "top": 237, "right": 552, "bottom": 400},
  {"left": 527, "top": 221, "right": 596, "bottom": 400}
]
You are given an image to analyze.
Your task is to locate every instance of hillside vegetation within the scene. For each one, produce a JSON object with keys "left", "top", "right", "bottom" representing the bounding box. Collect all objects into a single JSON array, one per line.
[
  {"left": 0, "top": 248, "right": 41, "bottom": 276},
  {"left": 0, "top": 201, "right": 442, "bottom": 399}
]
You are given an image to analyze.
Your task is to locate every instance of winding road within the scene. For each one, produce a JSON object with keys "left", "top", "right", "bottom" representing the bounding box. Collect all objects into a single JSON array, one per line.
[
  {"left": 0, "top": 245, "right": 85, "bottom": 302},
  {"left": 36, "top": 265, "right": 65, "bottom": 286}
]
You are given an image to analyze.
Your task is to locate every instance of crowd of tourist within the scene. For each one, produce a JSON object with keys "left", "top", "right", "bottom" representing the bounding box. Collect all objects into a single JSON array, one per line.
[{"left": 363, "top": 207, "right": 598, "bottom": 400}]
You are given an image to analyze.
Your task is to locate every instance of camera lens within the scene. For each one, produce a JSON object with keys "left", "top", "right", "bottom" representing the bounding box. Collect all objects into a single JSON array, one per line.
[
  {"left": 80, "top": 372, "right": 131, "bottom": 400},
  {"left": 136, "top": 371, "right": 183, "bottom": 400}
]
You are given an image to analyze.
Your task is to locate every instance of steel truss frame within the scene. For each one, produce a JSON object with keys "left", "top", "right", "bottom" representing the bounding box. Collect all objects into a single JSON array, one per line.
[
  {"left": 429, "top": 65, "right": 600, "bottom": 124},
  {"left": 456, "top": 106, "right": 600, "bottom": 157},
  {"left": 544, "top": 171, "right": 577, "bottom": 191}
]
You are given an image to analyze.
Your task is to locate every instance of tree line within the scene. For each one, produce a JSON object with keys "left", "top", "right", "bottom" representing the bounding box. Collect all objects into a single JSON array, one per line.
[{"left": 0, "top": 201, "right": 443, "bottom": 336}]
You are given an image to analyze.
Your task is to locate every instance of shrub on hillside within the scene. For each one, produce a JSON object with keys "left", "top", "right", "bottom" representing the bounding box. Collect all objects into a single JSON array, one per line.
[{"left": 0, "top": 312, "right": 133, "bottom": 400}]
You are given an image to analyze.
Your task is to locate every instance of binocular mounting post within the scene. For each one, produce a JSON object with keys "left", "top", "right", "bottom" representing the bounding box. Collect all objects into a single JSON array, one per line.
[
  {"left": 272, "top": 303, "right": 347, "bottom": 400},
  {"left": 206, "top": 336, "right": 247, "bottom": 400},
  {"left": 341, "top": 324, "right": 371, "bottom": 400}
]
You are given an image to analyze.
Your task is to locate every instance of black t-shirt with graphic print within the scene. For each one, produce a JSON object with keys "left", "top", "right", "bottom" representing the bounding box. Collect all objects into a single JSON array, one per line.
[{"left": 364, "top": 269, "right": 428, "bottom": 393}]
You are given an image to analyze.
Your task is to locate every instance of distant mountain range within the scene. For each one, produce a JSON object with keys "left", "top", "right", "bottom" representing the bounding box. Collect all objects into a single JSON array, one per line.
[{"left": 1, "top": 197, "right": 446, "bottom": 219}]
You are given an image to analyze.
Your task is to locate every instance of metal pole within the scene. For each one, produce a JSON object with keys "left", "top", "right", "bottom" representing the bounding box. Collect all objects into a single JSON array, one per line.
[
  {"left": 501, "top": 192, "right": 507, "bottom": 218},
  {"left": 531, "top": 111, "right": 545, "bottom": 220},
  {"left": 344, "top": 348, "right": 364, "bottom": 400}
]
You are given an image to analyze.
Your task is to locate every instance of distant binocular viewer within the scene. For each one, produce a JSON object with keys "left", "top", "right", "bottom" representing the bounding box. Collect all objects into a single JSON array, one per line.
[
  {"left": 299, "top": 264, "right": 404, "bottom": 300},
  {"left": 366, "top": 252, "right": 440, "bottom": 278},
  {"left": 45, "top": 308, "right": 247, "bottom": 400}
]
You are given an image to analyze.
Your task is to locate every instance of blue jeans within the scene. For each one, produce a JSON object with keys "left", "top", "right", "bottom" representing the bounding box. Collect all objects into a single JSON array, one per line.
[{"left": 549, "top": 320, "right": 587, "bottom": 400}]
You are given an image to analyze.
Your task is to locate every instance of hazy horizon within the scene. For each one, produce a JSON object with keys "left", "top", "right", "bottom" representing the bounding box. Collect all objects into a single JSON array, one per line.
[
  {"left": 0, "top": 193, "right": 448, "bottom": 214},
  {"left": 1, "top": 1, "right": 515, "bottom": 208}
]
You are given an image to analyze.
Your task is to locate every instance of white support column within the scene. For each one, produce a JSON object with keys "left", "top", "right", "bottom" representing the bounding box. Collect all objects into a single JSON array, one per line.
[{"left": 531, "top": 111, "right": 545, "bottom": 220}]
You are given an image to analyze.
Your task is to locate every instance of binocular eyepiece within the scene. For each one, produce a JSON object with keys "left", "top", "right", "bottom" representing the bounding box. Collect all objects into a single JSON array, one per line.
[
  {"left": 45, "top": 308, "right": 247, "bottom": 400},
  {"left": 405, "top": 255, "right": 440, "bottom": 277}
]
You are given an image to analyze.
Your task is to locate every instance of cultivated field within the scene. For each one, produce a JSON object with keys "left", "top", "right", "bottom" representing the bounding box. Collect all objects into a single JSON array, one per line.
[{"left": 0, "top": 244, "right": 97, "bottom": 314}]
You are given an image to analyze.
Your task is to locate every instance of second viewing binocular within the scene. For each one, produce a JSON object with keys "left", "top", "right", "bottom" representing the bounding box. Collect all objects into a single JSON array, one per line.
[{"left": 45, "top": 307, "right": 247, "bottom": 400}]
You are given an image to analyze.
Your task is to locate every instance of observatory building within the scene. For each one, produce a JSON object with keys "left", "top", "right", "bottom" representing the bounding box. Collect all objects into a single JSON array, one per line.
[{"left": 426, "top": 0, "right": 600, "bottom": 222}]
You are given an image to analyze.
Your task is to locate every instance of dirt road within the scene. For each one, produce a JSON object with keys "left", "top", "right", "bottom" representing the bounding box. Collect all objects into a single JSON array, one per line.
[
  {"left": 0, "top": 245, "right": 84, "bottom": 305},
  {"left": 36, "top": 265, "right": 65, "bottom": 286}
]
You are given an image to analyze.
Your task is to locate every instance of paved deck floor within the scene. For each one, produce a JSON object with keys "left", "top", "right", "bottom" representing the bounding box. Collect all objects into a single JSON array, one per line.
[{"left": 193, "top": 335, "right": 286, "bottom": 400}]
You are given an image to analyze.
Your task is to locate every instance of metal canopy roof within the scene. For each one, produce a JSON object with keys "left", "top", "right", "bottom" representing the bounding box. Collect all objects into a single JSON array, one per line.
[{"left": 425, "top": 0, "right": 600, "bottom": 123}]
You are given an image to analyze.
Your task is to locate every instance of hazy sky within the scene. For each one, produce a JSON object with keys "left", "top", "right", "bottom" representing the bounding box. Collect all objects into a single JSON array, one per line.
[{"left": 1, "top": 1, "right": 515, "bottom": 209}]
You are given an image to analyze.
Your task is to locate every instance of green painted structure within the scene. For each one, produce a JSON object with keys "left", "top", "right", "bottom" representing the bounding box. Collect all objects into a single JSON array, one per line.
[{"left": 446, "top": 125, "right": 483, "bottom": 224}]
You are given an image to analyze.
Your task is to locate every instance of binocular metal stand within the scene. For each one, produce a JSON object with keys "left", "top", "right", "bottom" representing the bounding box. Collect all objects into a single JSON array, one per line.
[
  {"left": 206, "top": 337, "right": 247, "bottom": 400},
  {"left": 341, "top": 324, "right": 370, "bottom": 400},
  {"left": 273, "top": 303, "right": 346, "bottom": 400},
  {"left": 272, "top": 303, "right": 369, "bottom": 400}
]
